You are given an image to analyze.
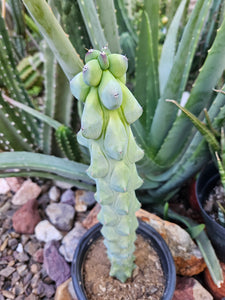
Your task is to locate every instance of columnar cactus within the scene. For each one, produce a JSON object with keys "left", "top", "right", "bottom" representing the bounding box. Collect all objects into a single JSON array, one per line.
[{"left": 70, "top": 48, "right": 144, "bottom": 282}]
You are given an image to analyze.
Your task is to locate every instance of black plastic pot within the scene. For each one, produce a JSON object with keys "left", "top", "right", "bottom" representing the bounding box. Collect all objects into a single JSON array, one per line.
[
  {"left": 71, "top": 220, "right": 176, "bottom": 300},
  {"left": 196, "top": 162, "right": 225, "bottom": 262}
]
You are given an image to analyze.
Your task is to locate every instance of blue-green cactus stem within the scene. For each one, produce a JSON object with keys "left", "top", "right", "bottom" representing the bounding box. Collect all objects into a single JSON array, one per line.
[{"left": 70, "top": 50, "right": 143, "bottom": 283}]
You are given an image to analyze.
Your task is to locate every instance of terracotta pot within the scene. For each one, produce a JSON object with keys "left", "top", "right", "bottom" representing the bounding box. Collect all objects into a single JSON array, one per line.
[
  {"left": 71, "top": 220, "right": 176, "bottom": 300},
  {"left": 196, "top": 162, "right": 225, "bottom": 262}
]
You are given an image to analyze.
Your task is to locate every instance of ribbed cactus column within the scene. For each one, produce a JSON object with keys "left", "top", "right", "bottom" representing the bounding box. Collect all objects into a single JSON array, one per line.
[{"left": 70, "top": 48, "right": 144, "bottom": 283}]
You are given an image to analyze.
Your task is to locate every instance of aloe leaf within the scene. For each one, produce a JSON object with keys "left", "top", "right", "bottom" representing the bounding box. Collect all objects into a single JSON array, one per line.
[
  {"left": 96, "top": 0, "right": 121, "bottom": 53},
  {"left": 144, "top": 0, "right": 159, "bottom": 78},
  {"left": 0, "top": 151, "right": 92, "bottom": 184},
  {"left": 0, "top": 170, "right": 94, "bottom": 191},
  {"left": 22, "top": 0, "right": 83, "bottom": 80},
  {"left": 149, "top": 0, "right": 213, "bottom": 153},
  {"left": 154, "top": 15, "right": 225, "bottom": 165},
  {"left": 159, "top": 0, "right": 187, "bottom": 94},
  {"left": 186, "top": 224, "right": 205, "bottom": 239},
  {"left": 135, "top": 10, "right": 159, "bottom": 131},
  {"left": 167, "top": 99, "right": 220, "bottom": 152},
  {"left": 77, "top": 0, "right": 107, "bottom": 50},
  {"left": 155, "top": 205, "right": 224, "bottom": 288},
  {"left": 115, "top": 0, "right": 138, "bottom": 44}
]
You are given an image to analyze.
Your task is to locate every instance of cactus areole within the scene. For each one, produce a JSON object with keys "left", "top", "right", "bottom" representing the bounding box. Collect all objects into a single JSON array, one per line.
[{"left": 70, "top": 48, "right": 144, "bottom": 283}]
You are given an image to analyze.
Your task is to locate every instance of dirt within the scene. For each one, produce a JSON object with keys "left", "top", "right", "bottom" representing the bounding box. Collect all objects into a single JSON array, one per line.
[{"left": 83, "top": 235, "right": 165, "bottom": 300}]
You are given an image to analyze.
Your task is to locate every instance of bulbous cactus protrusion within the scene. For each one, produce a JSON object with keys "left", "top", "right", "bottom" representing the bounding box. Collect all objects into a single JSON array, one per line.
[
  {"left": 81, "top": 87, "right": 103, "bottom": 139},
  {"left": 70, "top": 72, "right": 90, "bottom": 102},
  {"left": 83, "top": 59, "right": 102, "bottom": 86},
  {"left": 98, "top": 70, "right": 123, "bottom": 110},
  {"left": 70, "top": 48, "right": 144, "bottom": 283}
]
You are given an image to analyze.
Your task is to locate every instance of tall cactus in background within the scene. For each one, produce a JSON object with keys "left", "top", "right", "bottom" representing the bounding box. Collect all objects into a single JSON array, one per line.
[{"left": 70, "top": 48, "right": 144, "bottom": 282}]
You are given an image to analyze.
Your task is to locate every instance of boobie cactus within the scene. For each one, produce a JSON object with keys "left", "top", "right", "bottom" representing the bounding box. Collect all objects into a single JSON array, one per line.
[{"left": 70, "top": 48, "right": 144, "bottom": 283}]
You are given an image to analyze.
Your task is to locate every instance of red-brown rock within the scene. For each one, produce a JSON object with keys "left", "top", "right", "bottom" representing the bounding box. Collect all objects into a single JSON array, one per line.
[
  {"left": 136, "top": 209, "right": 206, "bottom": 276},
  {"left": 173, "top": 276, "right": 213, "bottom": 299},
  {"left": 204, "top": 262, "right": 225, "bottom": 299},
  {"left": 12, "top": 198, "right": 41, "bottom": 234}
]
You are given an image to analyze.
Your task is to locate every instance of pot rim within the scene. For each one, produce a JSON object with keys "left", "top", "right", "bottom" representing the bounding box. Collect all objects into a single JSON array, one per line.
[
  {"left": 196, "top": 161, "right": 225, "bottom": 230},
  {"left": 71, "top": 219, "right": 176, "bottom": 300}
]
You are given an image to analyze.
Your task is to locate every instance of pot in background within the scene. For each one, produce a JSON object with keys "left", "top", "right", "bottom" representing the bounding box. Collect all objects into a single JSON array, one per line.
[
  {"left": 71, "top": 220, "right": 176, "bottom": 300},
  {"left": 196, "top": 162, "right": 225, "bottom": 263}
]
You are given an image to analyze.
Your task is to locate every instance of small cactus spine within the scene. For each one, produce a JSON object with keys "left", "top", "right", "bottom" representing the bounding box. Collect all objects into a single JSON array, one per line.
[{"left": 70, "top": 48, "right": 144, "bottom": 283}]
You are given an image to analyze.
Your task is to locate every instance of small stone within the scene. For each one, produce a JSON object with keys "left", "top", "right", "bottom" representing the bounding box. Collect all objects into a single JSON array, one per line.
[
  {"left": 0, "top": 237, "right": 9, "bottom": 251},
  {"left": 16, "top": 243, "right": 23, "bottom": 253},
  {"left": 0, "top": 201, "right": 11, "bottom": 213},
  {"left": 0, "top": 178, "right": 10, "bottom": 194},
  {"left": 13, "top": 251, "right": 29, "bottom": 262},
  {"left": 24, "top": 241, "right": 40, "bottom": 256},
  {"left": 54, "top": 180, "right": 73, "bottom": 190},
  {"left": 31, "top": 273, "right": 41, "bottom": 289},
  {"left": 33, "top": 248, "right": 44, "bottom": 263},
  {"left": 75, "top": 190, "right": 96, "bottom": 207},
  {"left": 12, "top": 179, "right": 41, "bottom": 206},
  {"left": 24, "top": 294, "right": 39, "bottom": 300},
  {"left": 136, "top": 209, "right": 206, "bottom": 276},
  {"left": 61, "top": 189, "right": 75, "bottom": 206},
  {"left": 82, "top": 203, "right": 101, "bottom": 229},
  {"left": 8, "top": 238, "right": 18, "bottom": 250},
  {"left": 55, "top": 278, "right": 78, "bottom": 300},
  {"left": 2, "top": 290, "right": 15, "bottom": 299},
  {"left": 30, "top": 263, "right": 40, "bottom": 274},
  {"left": 12, "top": 198, "right": 41, "bottom": 234},
  {"left": 45, "top": 203, "right": 75, "bottom": 231},
  {"left": 35, "top": 281, "right": 55, "bottom": 298},
  {"left": 0, "top": 266, "right": 15, "bottom": 277},
  {"left": 173, "top": 276, "right": 213, "bottom": 299},
  {"left": 44, "top": 240, "right": 71, "bottom": 286},
  {"left": 5, "top": 177, "right": 24, "bottom": 193},
  {"left": 59, "top": 222, "right": 87, "bottom": 262},
  {"left": 11, "top": 271, "right": 20, "bottom": 285},
  {"left": 48, "top": 186, "right": 60, "bottom": 202},
  {"left": 35, "top": 220, "right": 63, "bottom": 242},
  {"left": 23, "top": 272, "right": 33, "bottom": 285},
  {"left": 16, "top": 264, "right": 27, "bottom": 276},
  {"left": 75, "top": 190, "right": 96, "bottom": 212}
]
